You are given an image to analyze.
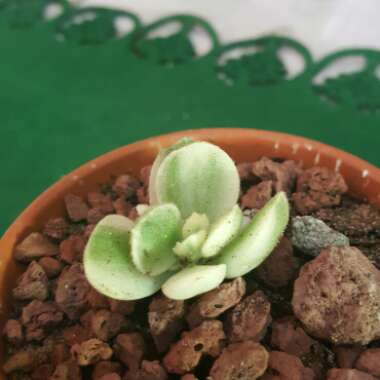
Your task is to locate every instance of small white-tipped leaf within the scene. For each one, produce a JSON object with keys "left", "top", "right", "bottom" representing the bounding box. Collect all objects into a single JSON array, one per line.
[
  {"left": 155, "top": 142, "right": 240, "bottom": 222},
  {"left": 149, "top": 138, "right": 194, "bottom": 205},
  {"left": 131, "top": 204, "right": 181, "bottom": 276},
  {"left": 216, "top": 192, "right": 290, "bottom": 278},
  {"left": 162, "top": 264, "right": 227, "bottom": 300},
  {"left": 182, "top": 213, "right": 210, "bottom": 239},
  {"left": 84, "top": 215, "right": 168, "bottom": 300},
  {"left": 136, "top": 204, "right": 151, "bottom": 216},
  {"left": 174, "top": 229, "right": 207, "bottom": 262},
  {"left": 201, "top": 205, "right": 243, "bottom": 258}
]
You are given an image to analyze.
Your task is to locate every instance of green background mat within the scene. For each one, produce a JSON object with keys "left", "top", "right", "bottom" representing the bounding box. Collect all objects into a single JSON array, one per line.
[{"left": 1, "top": 0, "right": 380, "bottom": 234}]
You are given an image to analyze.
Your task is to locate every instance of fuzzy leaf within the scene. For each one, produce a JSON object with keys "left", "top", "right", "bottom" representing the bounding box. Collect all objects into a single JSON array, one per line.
[
  {"left": 149, "top": 137, "right": 194, "bottom": 205},
  {"left": 215, "top": 192, "right": 290, "bottom": 278},
  {"left": 136, "top": 204, "right": 151, "bottom": 216},
  {"left": 174, "top": 229, "right": 207, "bottom": 262},
  {"left": 201, "top": 205, "right": 243, "bottom": 258},
  {"left": 182, "top": 212, "right": 210, "bottom": 239},
  {"left": 162, "top": 264, "right": 227, "bottom": 300},
  {"left": 155, "top": 142, "right": 240, "bottom": 222},
  {"left": 84, "top": 215, "right": 168, "bottom": 300},
  {"left": 131, "top": 204, "right": 182, "bottom": 276}
]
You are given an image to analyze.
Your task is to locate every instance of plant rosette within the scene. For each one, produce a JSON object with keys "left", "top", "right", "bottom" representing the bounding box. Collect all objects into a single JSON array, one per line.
[{"left": 84, "top": 138, "right": 290, "bottom": 301}]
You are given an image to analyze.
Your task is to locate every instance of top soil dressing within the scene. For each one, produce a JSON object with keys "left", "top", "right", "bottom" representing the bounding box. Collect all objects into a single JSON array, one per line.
[{"left": 3, "top": 155, "right": 380, "bottom": 380}]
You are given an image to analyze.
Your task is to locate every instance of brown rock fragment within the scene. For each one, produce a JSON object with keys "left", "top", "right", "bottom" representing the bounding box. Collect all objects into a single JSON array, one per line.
[
  {"left": 261, "top": 351, "right": 314, "bottom": 380},
  {"left": 13, "top": 261, "right": 49, "bottom": 301},
  {"left": 59, "top": 235, "right": 85, "bottom": 264},
  {"left": 38, "top": 257, "right": 63, "bottom": 278},
  {"left": 148, "top": 295, "right": 185, "bottom": 353},
  {"left": 356, "top": 348, "right": 380, "bottom": 377},
  {"left": 326, "top": 368, "right": 375, "bottom": 380},
  {"left": 92, "top": 361, "right": 123, "bottom": 380},
  {"left": 3, "top": 319, "right": 23, "bottom": 345},
  {"left": 43, "top": 217, "right": 69, "bottom": 241},
  {"left": 227, "top": 291, "right": 271, "bottom": 343},
  {"left": 255, "top": 237, "right": 296, "bottom": 288},
  {"left": 71, "top": 339, "right": 113, "bottom": 366},
  {"left": 163, "top": 320, "right": 225, "bottom": 375},
  {"left": 209, "top": 341, "right": 268, "bottom": 380},
  {"left": 14, "top": 233, "right": 59, "bottom": 262},
  {"left": 292, "top": 246, "right": 380, "bottom": 344},
  {"left": 55, "top": 263, "right": 91, "bottom": 320},
  {"left": 50, "top": 359, "right": 82, "bottom": 380},
  {"left": 187, "top": 277, "right": 246, "bottom": 328},
  {"left": 113, "top": 333, "right": 146, "bottom": 371},
  {"left": 334, "top": 346, "right": 364, "bottom": 369},
  {"left": 91, "top": 309, "right": 126, "bottom": 341},
  {"left": 64, "top": 194, "right": 89, "bottom": 222},
  {"left": 21, "top": 300, "right": 63, "bottom": 342},
  {"left": 124, "top": 360, "right": 167, "bottom": 380},
  {"left": 241, "top": 181, "right": 273, "bottom": 209}
]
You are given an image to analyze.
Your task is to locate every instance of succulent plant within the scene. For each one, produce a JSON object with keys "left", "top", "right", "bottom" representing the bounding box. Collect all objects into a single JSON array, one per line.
[{"left": 84, "top": 138, "right": 290, "bottom": 300}]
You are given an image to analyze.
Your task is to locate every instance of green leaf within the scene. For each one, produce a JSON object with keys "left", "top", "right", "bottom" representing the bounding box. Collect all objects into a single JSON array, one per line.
[
  {"left": 155, "top": 142, "right": 240, "bottom": 222},
  {"left": 162, "top": 264, "right": 227, "bottom": 300},
  {"left": 84, "top": 215, "right": 168, "bottom": 300},
  {"left": 182, "top": 212, "right": 210, "bottom": 239},
  {"left": 131, "top": 204, "right": 182, "bottom": 276},
  {"left": 174, "top": 229, "right": 207, "bottom": 262},
  {"left": 136, "top": 204, "right": 151, "bottom": 216},
  {"left": 215, "top": 192, "right": 289, "bottom": 278},
  {"left": 149, "top": 137, "right": 194, "bottom": 205},
  {"left": 201, "top": 205, "right": 243, "bottom": 258}
]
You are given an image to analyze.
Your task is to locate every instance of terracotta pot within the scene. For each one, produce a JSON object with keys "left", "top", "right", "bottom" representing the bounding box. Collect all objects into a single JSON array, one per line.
[{"left": 1, "top": 128, "right": 379, "bottom": 377}]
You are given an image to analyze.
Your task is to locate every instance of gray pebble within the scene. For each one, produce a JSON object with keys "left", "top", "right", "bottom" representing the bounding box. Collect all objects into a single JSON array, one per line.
[{"left": 291, "top": 215, "right": 349, "bottom": 256}]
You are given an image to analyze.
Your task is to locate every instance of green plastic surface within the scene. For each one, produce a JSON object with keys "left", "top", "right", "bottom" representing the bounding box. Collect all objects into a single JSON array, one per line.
[{"left": 1, "top": 0, "right": 380, "bottom": 233}]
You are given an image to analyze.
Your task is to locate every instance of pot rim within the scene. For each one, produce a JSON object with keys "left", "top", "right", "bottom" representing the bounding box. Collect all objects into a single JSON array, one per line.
[{"left": 2, "top": 127, "right": 380, "bottom": 241}]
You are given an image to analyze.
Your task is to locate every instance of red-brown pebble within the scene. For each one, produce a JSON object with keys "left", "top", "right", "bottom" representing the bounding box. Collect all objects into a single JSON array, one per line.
[
  {"left": 209, "top": 341, "right": 268, "bottom": 380},
  {"left": 241, "top": 181, "right": 273, "bottom": 209},
  {"left": 255, "top": 237, "right": 296, "bottom": 288},
  {"left": 227, "top": 291, "right": 271, "bottom": 343},
  {"left": 87, "top": 192, "right": 114, "bottom": 214},
  {"left": 326, "top": 368, "right": 376, "bottom": 380},
  {"left": 60, "top": 235, "right": 85, "bottom": 264},
  {"left": 292, "top": 246, "right": 380, "bottom": 344},
  {"left": 14, "top": 232, "right": 59, "bottom": 262},
  {"left": 3, "top": 319, "right": 23, "bottom": 345},
  {"left": 163, "top": 320, "right": 225, "bottom": 375},
  {"left": 43, "top": 217, "right": 69, "bottom": 241},
  {"left": 271, "top": 316, "right": 315, "bottom": 357},
  {"left": 148, "top": 295, "right": 186, "bottom": 352},
  {"left": 356, "top": 348, "right": 380, "bottom": 377},
  {"left": 64, "top": 194, "right": 89, "bottom": 222},
  {"left": 92, "top": 361, "right": 123, "bottom": 380},
  {"left": 113, "top": 333, "right": 146, "bottom": 371},
  {"left": 186, "top": 277, "right": 246, "bottom": 328},
  {"left": 261, "top": 351, "right": 314, "bottom": 380},
  {"left": 71, "top": 339, "right": 113, "bottom": 366},
  {"left": 334, "top": 346, "right": 364, "bottom": 368},
  {"left": 38, "top": 257, "right": 63, "bottom": 277}
]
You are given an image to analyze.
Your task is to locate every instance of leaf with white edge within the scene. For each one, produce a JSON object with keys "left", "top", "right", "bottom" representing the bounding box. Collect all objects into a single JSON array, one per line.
[
  {"left": 162, "top": 264, "right": 227, "bottom": 300},
  {"left": 201, "top": 205, "right": 243, "bottom": 258},
  {"left": 136, "top": 204, "right": 151, "bottom": 216},
  {"left": 182, "top": 212, "right": 210, "bottom": 239},
  {"left": 131, "top": 204, "right": 182, "bottom": 276},
  {"left": 215, "top": 192, "right": 290, "bottom": 278},
  {"left": 174, "top": 229, "right": 207, "bottom": 262},
  {"left": 155, "top": 142, "right": 240, "bottom": 222},
  {"left": 149, "top": 137, "right": 194, "bottom": 205},
  {"left": 84, "top": 215, "right": 168, "bottom": 301}
]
